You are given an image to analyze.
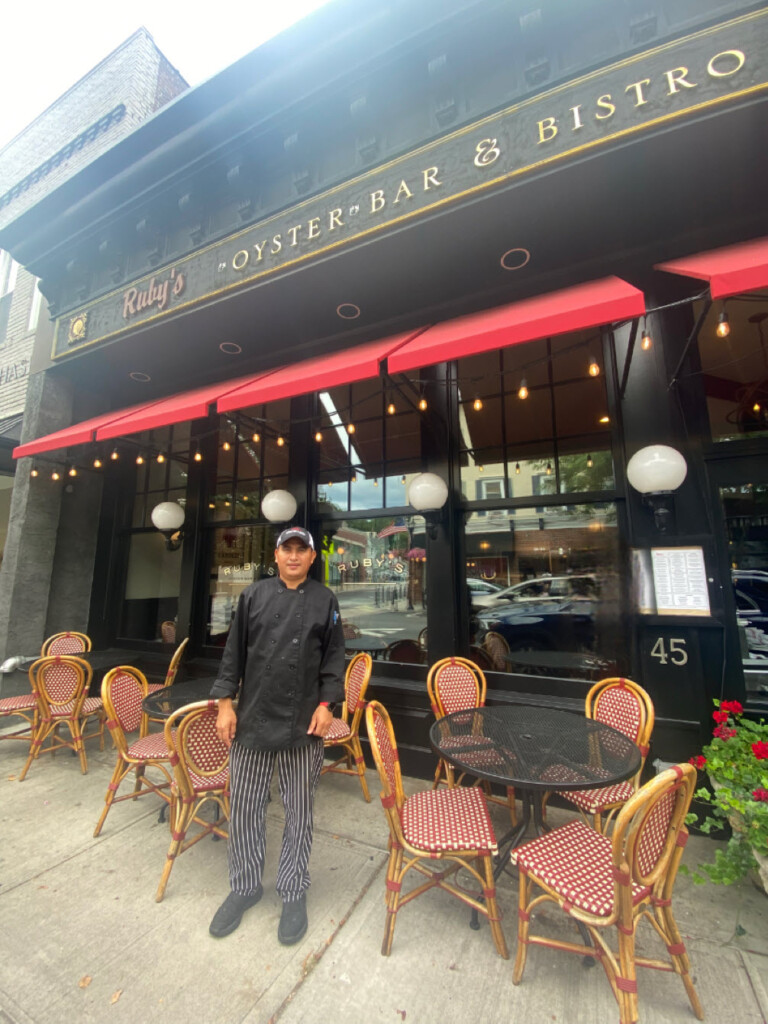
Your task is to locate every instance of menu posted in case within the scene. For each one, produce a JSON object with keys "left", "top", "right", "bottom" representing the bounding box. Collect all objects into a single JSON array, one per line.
[{"left": 651, "top": 547, "right": 711, "bottom": 616}]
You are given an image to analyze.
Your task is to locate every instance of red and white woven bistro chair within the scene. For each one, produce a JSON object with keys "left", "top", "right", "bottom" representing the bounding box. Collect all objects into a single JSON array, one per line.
[
  {"left": 364, "top": 699, "right": 508, "bottom": 959},
  {"left": 19, "top": 656, "right": 105, "bottom": 781},
  {"left": 427, "top": 656, "right": 516, "bottom": 825},
  {"left": 548, "top": 677, "right": 654, "bottom": 834},
  {"left": 146, "top": 636, "right": 189, "bottom": 724},
  {"left": 322, "top": 652, "right": 372, "bottom": 801},
  {"left": 0, "top": 691, "right": 38, "bottom": 750},
  {"left": 40, "top": 631, "right": 92, "bottom": 656},
  {"left": 511, "top": 763, "right": 703, "bottom": 1024},
  {"left": 93, "top": 667, "right": 174, "bottom": 837},
  {"left": 155, "top": 700, "right": 230, "bottom": 902}
]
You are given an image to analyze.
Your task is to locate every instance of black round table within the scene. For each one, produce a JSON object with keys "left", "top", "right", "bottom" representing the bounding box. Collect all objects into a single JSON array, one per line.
[
  {"left": 142, "top": 677, "right": 218, "bottom": 718},
  {"left": 430, "top": 705, "right": 641, "bottom": 858},
  {"left": 344, "top": 636, "right": 389, "bottom": 659}
]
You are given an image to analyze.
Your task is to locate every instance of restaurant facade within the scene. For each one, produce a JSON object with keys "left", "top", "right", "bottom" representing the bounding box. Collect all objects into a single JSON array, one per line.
[{"left": 2, "top": 0, "right": 768, "bottom": 775}]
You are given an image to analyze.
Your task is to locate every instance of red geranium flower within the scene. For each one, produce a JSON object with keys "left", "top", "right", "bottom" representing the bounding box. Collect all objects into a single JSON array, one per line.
[
  {"left": 713, "top": 725, "right": 737, "bottom": 740},
  {"left": 752, "top": 741, "right": 768, "bottom": 760},
  {"left": 720, "top": 700, "right": 743, "bottom": 715},
  {"left": 753, "top": 789, "right": 768, "bottom": 802},
  {"left": 688, "top": 755, "right": 706, "bottom": 770},
  {"left": 712, "top": 710, "right": 729, "bottom": 725}
]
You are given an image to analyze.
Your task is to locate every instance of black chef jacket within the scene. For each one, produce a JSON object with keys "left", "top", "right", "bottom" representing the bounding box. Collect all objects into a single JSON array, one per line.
[{"left": 210, "top": 575, "right": 346, "bottom": 750}]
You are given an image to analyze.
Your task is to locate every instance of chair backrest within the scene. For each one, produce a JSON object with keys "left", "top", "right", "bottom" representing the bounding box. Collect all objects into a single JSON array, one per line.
[
  {"left": 161, "top": 620, "right": 177, "bottom": 644},
  {"left": 29, "top": 656, "right": 89, "bottom": 713},
  {"left": 385, "top": 639, "right": 424, "bottom": 663},
  {"left": 342, "top": 622, "right": 361, "bottom": 640},
  {"left": 427, "top": 657, "right": 486, "bottom": 718},
  {"left": 587, "top": 677, "right": 654, "bottom": 765},
  {"left": 365, "top": 700, "right": 404, "bottom": 824},
  {"left": 611, "top": 763, "right": 695, "bottom": 918},
  {"left": 468, "top": 645, "right": 494, "bottom": 671},
  {"left": 164, "top": 636, "right": 189, "bottom": 686},
  {"left": 483, "top": 631, "right": 510, "bottom": 671},
  {"left": 417, "top": 627, "right": 428, "bottom": 650},
  {"left": 41, "top": 631, "right": 92, "bottom": 656},
  {"left": 344, "top": 652, "right": 372, "bottom": 725},
  {"left": 101, "top": 666, "right": 149, "bottom": 750},
  {"left": 164, "top": 700, "right": 230, "bottom": 798}
]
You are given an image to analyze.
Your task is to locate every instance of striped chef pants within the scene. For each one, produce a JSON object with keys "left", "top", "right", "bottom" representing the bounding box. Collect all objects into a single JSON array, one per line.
[{"left": 228, "top": 738, "right": 324, "bottom": 901}]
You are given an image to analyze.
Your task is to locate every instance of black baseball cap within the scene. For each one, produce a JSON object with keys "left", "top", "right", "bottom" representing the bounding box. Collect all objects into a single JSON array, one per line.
[{"left": 275, "top": 526, "right": 315, "bottom": 550}]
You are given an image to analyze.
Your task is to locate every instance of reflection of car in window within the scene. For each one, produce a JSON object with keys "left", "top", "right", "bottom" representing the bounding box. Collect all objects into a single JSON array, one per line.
[
  {"left": 733, "top": 570, "right": 768, "bottom": 658},
  {"left": 476, "top": 598, "right": 596, "bottom": 653},
  {"left": 472, "top": 574, "right": 596, "bottom": 609},
  {"left": 466, "top": 577, "right": 503, "bottom": 596}
]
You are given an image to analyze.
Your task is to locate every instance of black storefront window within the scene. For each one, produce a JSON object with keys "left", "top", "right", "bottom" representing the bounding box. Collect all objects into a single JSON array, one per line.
[
  {"left": 458, "top": 330, "right": 627, "bottom": 681},
  {"left": 118, "top": 424, "right": 190, "bottom": 642}
]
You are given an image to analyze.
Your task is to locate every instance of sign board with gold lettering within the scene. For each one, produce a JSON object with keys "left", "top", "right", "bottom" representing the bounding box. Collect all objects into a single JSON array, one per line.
[{"left": 52, "top": 10, "right": 768, "bottom": 359}]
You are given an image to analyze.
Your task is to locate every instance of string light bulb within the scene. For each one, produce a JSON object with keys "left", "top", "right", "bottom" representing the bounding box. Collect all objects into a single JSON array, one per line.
[
  {"left": 68, "top": 466, "right": 77, "bottom": 477},
  {"left": 156, "top": 452, "right": 165, "bottom": 463},
  {"left": 599, "top": 415, "right": 610, "bottom": 424},
  {"left": 347, "top": 423, "right": 355, "bottom": 435},
  {"left": 387, "top": 401, "right": 396, "bottom": 415},
  {"left": 716, "top": 308, "right": 730, "bottom": 338},
  {"left": 373, "top": 478, "right": 379, "bottom": 487},
  {"left": 641, "top": 319, "right": 653, "bottom": 351},
  {"left": 753, "top": 402, "right": 761, "bottom": 413},
  {"left": 518, "top": 379, "right": 529, "bottom": 400},
  {"left": 31, "top": 467, "right": 39, "bottom": 477},
  {"left": 515, "top": 462, "right": 521, "bottom": 475},
  {"left": 51, "top": 470, "right": 60, "bottom": 481},
  {"left": 314, "top": 430, "right": 323, "bottom": 442},
  {"left": 587, "top": 454, "right": 594, "bottom": 468},
  {"left": 418, "top": 396, "right": 428, "bottom": 411},
  {"left": 473, "top": 397, "right": 483, "bottom": 411},
  {"left": 222, "top": 440, "right": 231, "bottom": 452},
  {"left": 478, "top": 464, "right": 485, "bottom": 473},
  {"left": 93, "top": 458, "right": 102, "bottom": 469},
  {"left": 194, "top": 448, "right": 202, "bottom": 462},
  {"left": 136, "top": 454, "right": 144, "bottom": 465},
  {"left": 588, "top": 357, "right": 600, "bottom": 377},
  {"left": 252, "top": 432, "right": 260, "bottom": 443},
  {"left": 546, "top": 462, "right": 553, "bottom": 475},
  {"left": 276, "top": 435, "right": 285, "bottom": 446},
  {"left": 110, "top": 448, "right": 119, "bottom": 461}
]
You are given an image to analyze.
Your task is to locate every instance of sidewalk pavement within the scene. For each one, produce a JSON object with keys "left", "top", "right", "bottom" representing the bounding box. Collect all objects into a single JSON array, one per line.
[{"left": 1, "top": 728, "right": 768, "bottom": 1024}]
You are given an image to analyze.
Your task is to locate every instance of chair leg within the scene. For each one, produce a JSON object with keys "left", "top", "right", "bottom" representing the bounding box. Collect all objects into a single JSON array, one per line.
[
  {"left": 616, "top": 923, "right": 638, "bottom": 1024},
  {"left": 70, "top": 720, "right": 88, "bottom": 774},
  {"left": 506, "top": 786, "right": 517, "bottom": 826},
  {"left": 350, "top": 736, "right": 370, "bottom": 802},
  {"left": 479, "top": 853, "right": 509, "bottom": 959},
  {"left": 156, "top": 796, "right": 190, "bottom": 902},
  {"left": 656, "top": 904, "right": 705, "bottom": 1020},
  {"left": 94, "top": 758, "right": 129, "bottom": 836},
  {"left": 512, "top": 870, "right": 531, "bottom": 984},
  {"left": 382, "top": 843, "right": 404, "bottom": 956}
]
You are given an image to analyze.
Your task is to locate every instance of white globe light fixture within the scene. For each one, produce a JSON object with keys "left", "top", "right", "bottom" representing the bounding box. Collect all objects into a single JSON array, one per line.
[
  {"left": 261, "top": 489, "right": 298, "bottom": 523},
  {"left": 407, "top": 472, "right": 449, "bottom": 512},
  {"left": 407, "top": 472, "right": 449, "bottom": 539},
  {"left": 151, "top": 501, "right": 186, "bottom": 550},
  {"left": 626, "top": 444, "right": 687, "bottom": 532}
]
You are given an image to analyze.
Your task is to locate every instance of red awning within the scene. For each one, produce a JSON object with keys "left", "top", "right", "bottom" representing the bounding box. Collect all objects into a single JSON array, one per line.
[
  {"left": 386, "top": 276, "right": 645, "bottom": 375},
  {"left": 655, "top": 237, "right": 768, "bottom": 300},
  {"left": 12, "top": 402, "right": 158, "bottom": 459},
  {"left": 94, "top": 373, "right": 259, "bottom": 442},
  {"left": 217, "top": 331, "right": 424, "bottom": 414}
]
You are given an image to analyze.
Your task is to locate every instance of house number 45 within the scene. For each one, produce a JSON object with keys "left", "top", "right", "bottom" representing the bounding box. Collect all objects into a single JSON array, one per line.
[{"left": 650, "top": 637, "right": 688, "bottom": 666}]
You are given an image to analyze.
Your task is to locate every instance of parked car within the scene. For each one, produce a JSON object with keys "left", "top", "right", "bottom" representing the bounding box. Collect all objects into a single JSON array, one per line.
[
  {"left": 733, "top": 570, "right": 768, "bottom": 657},
  {"left": 475, "top": 596, "right": 597, "bottom": 652},
  {"left": 466, "top": 577, "right": 504, "bottom": 597},
  {"left": 472, "top": 573, "right": 597, "bottom": 610}
]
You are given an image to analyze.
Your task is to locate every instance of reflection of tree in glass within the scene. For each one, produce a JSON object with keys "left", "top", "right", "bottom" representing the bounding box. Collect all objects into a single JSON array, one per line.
[{"left": 531, "top": 452, "right": 616, "bottom": 522}]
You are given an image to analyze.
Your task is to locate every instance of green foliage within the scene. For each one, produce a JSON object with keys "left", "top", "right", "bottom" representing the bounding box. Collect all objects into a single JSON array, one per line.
[{"left": 686, "top": 700, "right": 768, "bottom": 886}]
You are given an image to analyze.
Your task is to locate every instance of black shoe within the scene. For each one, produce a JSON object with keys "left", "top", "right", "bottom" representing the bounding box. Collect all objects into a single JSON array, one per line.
[
  {"left": 209, "top": 886, "right": 263, "bottom": 938},
  {"left": 278, "top": 893, "right": 307, "bottom": 945}
]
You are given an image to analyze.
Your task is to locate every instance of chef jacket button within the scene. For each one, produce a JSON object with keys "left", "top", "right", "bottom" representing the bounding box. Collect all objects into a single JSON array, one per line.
[
  {"left": 299, "top": 589, "right": 304, "bottom": 594},
  {"left": 289, "top": 664, "right": 296, "bottom": 671},
  {"left": 291, "top": 638, "right": 298, "bottom": 644},
  {"left": 266, "top": 664, "right": 271, "bottom": 670},
  {"left": 274, "top": 613, "right": 280, "bottom": 618},
  {"left": 270, "top": 638, "right": 276, "bottom": 644}
]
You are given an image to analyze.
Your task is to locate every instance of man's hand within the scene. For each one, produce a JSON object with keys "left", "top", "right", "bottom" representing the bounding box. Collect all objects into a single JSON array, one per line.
[
  {"left": 307, "top": 704, "right": 333, "bottom": 738},
  {"left": 216, "top": 698, "right": 238, "bottom": 748}
]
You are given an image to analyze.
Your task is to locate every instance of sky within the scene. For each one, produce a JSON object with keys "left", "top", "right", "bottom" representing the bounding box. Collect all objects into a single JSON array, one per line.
[{"left": 1, "top": 0, "right": 335, "bottom": 150}]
